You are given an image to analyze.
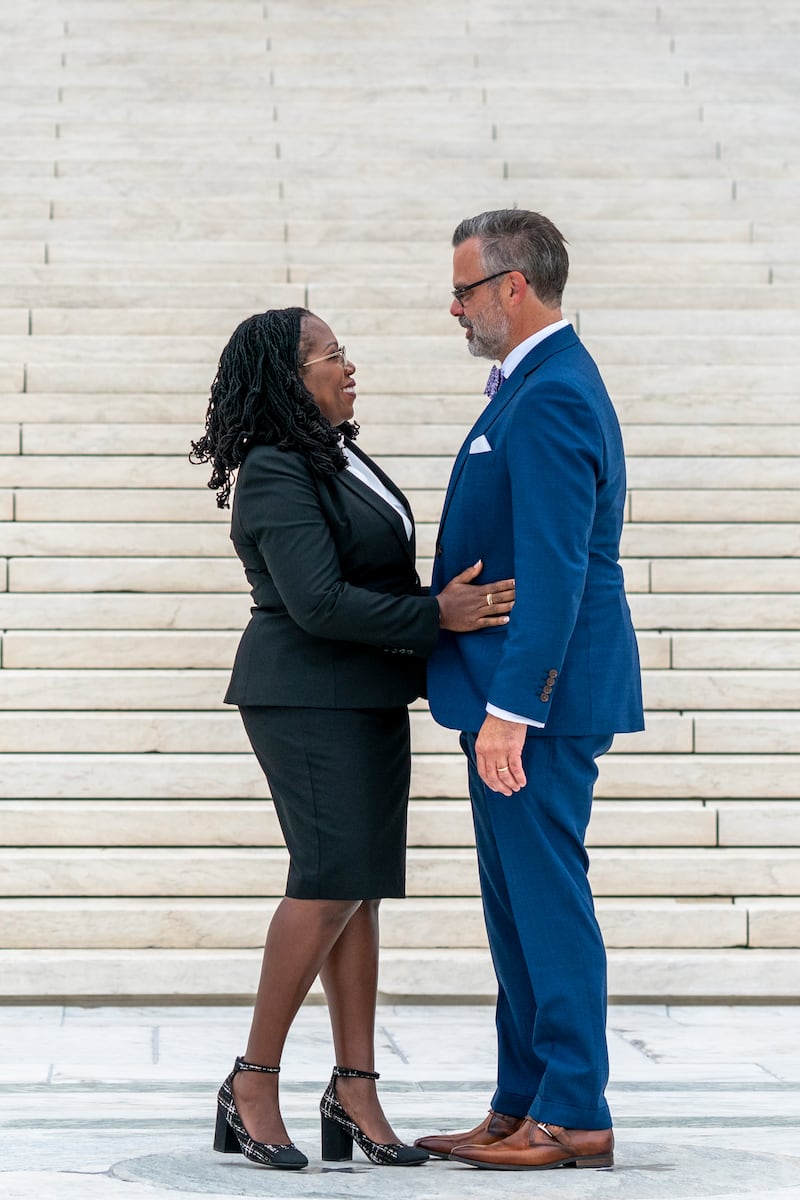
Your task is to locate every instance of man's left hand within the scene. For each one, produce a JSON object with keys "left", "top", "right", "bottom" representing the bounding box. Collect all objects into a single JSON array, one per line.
[{"left": 475, "top": 714, "right": 527, "bottom": 795}]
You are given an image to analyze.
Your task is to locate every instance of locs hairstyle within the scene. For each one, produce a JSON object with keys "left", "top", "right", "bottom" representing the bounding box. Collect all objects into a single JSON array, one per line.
[{"left": 190, "top": 307, "right": 358, "bottom": 508}]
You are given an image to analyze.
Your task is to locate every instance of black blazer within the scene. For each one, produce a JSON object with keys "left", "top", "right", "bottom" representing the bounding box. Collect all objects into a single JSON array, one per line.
[{"left": 224, "top": 438, "right": 440, "bottom": 708}]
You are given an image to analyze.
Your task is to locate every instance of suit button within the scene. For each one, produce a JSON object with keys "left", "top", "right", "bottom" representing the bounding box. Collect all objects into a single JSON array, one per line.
[
  {"left": 548, "top": 669, "right": 558, "bottom": 679},
  {"left": 539, "top": 692, "right": 549, "bottom": 702}
]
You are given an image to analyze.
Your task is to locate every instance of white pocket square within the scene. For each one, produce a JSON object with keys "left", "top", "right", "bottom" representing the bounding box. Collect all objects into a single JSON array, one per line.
[{"left": 469, "top": 434, "right": 492, "bottom": 454}]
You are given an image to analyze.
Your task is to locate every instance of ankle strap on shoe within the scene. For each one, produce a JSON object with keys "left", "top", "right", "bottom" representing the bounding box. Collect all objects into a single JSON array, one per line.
[
  {"left": 235, "top": 1056, "right": 279, "bottom": 1074},
  {"left": 333, "top": 1065, "right": 379, "bottom": 1080}
]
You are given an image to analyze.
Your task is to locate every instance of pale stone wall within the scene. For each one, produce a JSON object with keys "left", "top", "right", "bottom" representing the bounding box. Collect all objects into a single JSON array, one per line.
[{"left": 0, "top": 0, "right": 798, "bottom": 1000}]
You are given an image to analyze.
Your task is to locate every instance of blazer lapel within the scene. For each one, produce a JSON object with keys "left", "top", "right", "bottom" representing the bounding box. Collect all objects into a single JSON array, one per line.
[{"left": 340, "top": 439, "right": 416, "bottom": 562}]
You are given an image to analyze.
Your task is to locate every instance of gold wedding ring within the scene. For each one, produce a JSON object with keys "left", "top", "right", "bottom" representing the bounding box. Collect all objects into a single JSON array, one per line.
[
  {"left": 486, "top": 593, "right": 494, "bottom": 606},
  {"left": 497, "top": 765, "right": 510, "bottom": 773}
]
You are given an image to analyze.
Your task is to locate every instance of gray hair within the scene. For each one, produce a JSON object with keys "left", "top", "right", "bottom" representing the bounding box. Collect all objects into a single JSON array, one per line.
[{"left": 452, "top": 209, "right": 569, "bottom": 307}]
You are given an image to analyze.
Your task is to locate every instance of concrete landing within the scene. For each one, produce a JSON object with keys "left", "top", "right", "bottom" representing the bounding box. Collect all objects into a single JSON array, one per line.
[{"left": 2, "top": 1004, "right": 799, "bottom": 1199}]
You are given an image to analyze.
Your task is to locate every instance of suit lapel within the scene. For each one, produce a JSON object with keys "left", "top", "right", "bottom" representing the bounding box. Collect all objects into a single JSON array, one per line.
[{"left": 437, "top": 325, "right": 579, "bottom": 535}]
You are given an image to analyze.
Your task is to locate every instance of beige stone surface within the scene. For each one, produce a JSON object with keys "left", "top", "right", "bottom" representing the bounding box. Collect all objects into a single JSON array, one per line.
[
  {"left": 651, "top": 558, "right": 800, "bottom": 592},
  {"left": 624, "top": 523, "right": 800, "bottom": 557},
  {"left": 1, "top": 630, "right": 240, "bottom": 669},
  {"left": 1, "top": 945, "right": 799, "bottom": 1002},
  {"left": 0, "top": 310, "right": 27, "bottom": 334},
  {"left": 0, "top": 592, "right": 250, "bottom": 629},
  {"left": 598, "top": 751, "right": 800, "bottom": 798},
  {"left": 642, "top": 669, "right": 800, "bottom": 710},
  {"left": 589, "top": 848, "right": 800, "bottom": 897},
  {"left": 744, "top": 900, "right": 800, "bottom": 948},
  {"left": 694, "top": 713, "right": 800, "bottom": 753},
  {"left": 0, "top": 670, "right": 229, "bottom": 709},
  {"left": 631, "top": 593, "right": 800, "bottom": 630},
  {"left": 1, "top": 0, "right": 798, "bottom": 999},
  {"left": 596, "top": 900, "right": 748, "bottom": 949},
  {"left": 630, "top": 490, "right": 800, "bottom": 525},
  {"left": 0, "top": 522, "right": 231, "bottom": 558},
  {"left": 672, "top": 632, "right": 800, "bottom": 669},
  {"left": 13, "top": 488, "right": 230, "bottom": 521},
  {"left": 8, "top": 556, "right": 245, "bottom": 593},
  {"left": 716, "top": 801, "right": 800, "bottom": 846},
  {"left": 0, "top": 895, "right": 755, "bottom": 951},
  {"left": 0, "top": 588, "right": 250, "bottom": 628},
  {"left": 628, "top": 455, "right": 800, "bottom": 489},
  {"left": 0, "top": 797, "right": 720, "bottom": 851},
  {"left": 0, "top": 712, "right": 247, "bottom": 753}
]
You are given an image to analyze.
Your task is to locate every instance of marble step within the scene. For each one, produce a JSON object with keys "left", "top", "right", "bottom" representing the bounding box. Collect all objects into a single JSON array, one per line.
[
  {"left": 0, "top": 799, "right": 720, "bottom": 850},
  {"left": 10, "top": 420, "right": 800, "bottom": 459},
  {"left": 0, "top": 897, "right": 757, "bottom": 951},
  {"left": 0, "top": 706, "right": 674, "bottom": 752},
  {"left": 0, "top": 747, "right": 798, "bottom": 800},
  {"left": 0, "top": 521, "right": 233, "bottom": 557},
  {"left": 628, "top": 491, "right": 800, "bottom": 522},
  {"left": 4, "top": 553, "right": 799, "bottom": 596},
  {"left": 5, "top": 629, "right": 800, "bottom": 673},
  {"left": 18, "top": 304, "right": 800, "bottom": 338},
  {"left": 3, "top": 278, "right": 800, "bottom": 310},
  {"left": 1, "top": 946, "right": 799, "bottom": 1002},
  {"left": 0, "top": 592, "right": 250, "bottom": 630},
  {"left": 6, "top": 215, "right": 797, "bottom": 249},
  {"left": 2, "top": 796, "right": 797, "bottom": 849},
  {"left": 5, "top": 556, "right": 247, "bottom": 593},
  {"left": 5, "top": 391, "right": 800, "bottom": 430},
  {"left": 0, "top": 629, "right": 666, "bottom": 672},
  {"left": 4, "top": 449, "right": 800, "bottom": 495},
  {"left": 4, "top": 662, "right": 800, "bottom": 715},
  {"left": 5, "top": 518, "right": 800, "bottom": 565},
  {"left": 646, "top": 559, "right": 800, "bottom": 593},
  {"left": 6, "top": 519, "right": 800, "bottom": 563},
  {"left": 0, "top": 845, "right": 798, "bottom": 898},
  {"left": 9, "top": 487, "right": 233, "bottom": 520},
  {"left": 9, "top": 331, "right": 800, "bottom": 367},
  {"left": 0, "top": 705, "right": 796, "bottom": 757},
  {"left": 622, "top": 524, "right": 800, "bottom": 557},
  {"left": 631, "top": 593, "right": 800, "bottom": 630},
  {"left": 6, "top": 362, "right": 797, "bottom": 398}
]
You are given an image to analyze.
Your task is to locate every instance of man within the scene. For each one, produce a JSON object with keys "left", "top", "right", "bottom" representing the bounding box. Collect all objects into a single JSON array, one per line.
[{"left": 416, "top": 209, "right": 644, "bottom": 1171}]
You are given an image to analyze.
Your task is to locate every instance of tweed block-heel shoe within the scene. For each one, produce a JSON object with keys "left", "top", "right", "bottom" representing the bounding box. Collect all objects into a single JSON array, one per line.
[
  {"left": 320, "top": 1066, "right": 429, "bottom": 1166},
  {"left": 214, "top": 1057, "right": 307, "bottom": 1170}
]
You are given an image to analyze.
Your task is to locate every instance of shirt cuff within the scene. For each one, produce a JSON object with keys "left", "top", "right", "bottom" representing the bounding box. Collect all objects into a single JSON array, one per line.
[{"left": 486, "top": 703, "right": 546, "bottom": 729}]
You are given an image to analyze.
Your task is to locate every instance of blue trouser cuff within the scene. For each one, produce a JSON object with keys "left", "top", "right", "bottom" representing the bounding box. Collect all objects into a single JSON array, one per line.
[
  {"left": 491, "top": 1089, "right": 534, "bottom": 1120},
  {"left": 528, "top": 1096, "right": 612, "bottom": 1131}
]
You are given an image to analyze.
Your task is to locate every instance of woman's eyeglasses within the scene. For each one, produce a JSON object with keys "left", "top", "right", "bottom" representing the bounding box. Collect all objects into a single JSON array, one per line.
[{"left": 300, "top": 345, "right": 347, "bottom": 369}]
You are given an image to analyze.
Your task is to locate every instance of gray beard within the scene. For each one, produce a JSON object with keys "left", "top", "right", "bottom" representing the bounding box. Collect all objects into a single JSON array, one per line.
[{"left": 462, "top": 304, "right": 510, "bottom": 360}]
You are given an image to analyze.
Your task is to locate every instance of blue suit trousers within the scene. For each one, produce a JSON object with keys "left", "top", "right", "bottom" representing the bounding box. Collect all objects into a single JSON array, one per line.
[{"left": 461, "top": 730, "right": 614, "bottom": 1130}]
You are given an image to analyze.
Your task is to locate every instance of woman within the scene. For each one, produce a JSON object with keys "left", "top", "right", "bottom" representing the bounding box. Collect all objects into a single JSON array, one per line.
[{"left": 191, "top": 308, "right": 513, "bottom": 1170}]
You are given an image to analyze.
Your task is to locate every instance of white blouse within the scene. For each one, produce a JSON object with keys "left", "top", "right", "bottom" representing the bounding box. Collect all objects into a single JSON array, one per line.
[{"left": 342, "top": 443, "right": 413, "bottom": 540}]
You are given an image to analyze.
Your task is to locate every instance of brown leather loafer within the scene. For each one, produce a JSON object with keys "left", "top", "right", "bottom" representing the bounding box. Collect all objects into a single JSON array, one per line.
[
  {"left": 413, "top": 1110, "right": 523, "bottom": 1159},
  {"left": 450, "top": 1117, "right": 614, "bottom": 1170}
]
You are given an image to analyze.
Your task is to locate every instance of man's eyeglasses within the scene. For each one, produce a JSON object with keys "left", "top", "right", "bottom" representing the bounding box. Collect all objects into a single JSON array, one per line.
[
  {"left": 451, "top": 270, "right": 514, "bottom": 305},
  {"left": 300, "top": 345, "right": 347, "bottom": 369}
]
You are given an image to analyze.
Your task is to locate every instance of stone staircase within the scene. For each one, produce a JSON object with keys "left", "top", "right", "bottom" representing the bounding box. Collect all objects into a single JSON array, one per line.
[{"left": 0, "top": 0, "right": 798, "bottom": 1001}]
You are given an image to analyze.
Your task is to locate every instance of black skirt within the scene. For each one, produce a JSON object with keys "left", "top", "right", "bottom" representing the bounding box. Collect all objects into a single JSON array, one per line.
[{"left": 239, "top": 705, "right": 411, "bottom": 900}]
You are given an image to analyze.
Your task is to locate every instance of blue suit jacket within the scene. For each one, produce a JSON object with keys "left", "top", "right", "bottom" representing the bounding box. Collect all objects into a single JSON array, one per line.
[{"left": 427, "top": 325, "right": 644, "bottom": 736}]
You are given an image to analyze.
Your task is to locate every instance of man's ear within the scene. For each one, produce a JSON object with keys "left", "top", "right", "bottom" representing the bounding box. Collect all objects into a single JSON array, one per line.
[{"left": 506, "top": 270, "right": 529, "bottom": 307}]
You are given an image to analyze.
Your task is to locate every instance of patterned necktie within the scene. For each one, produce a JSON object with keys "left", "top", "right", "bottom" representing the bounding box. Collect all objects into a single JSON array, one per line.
[{"left": 484, "top": 364, "right": 504, "bottom": 398}]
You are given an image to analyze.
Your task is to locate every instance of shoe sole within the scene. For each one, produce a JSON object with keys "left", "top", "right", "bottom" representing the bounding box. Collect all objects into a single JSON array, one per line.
[{"left": 452, "top": 1154, "right": 614, "bottom": 1171}]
